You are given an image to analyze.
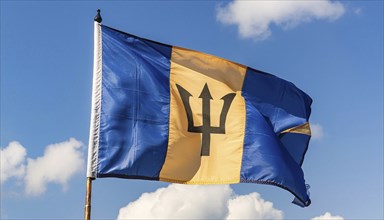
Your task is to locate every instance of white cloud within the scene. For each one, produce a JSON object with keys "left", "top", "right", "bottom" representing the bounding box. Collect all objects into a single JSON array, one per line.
[
  {"left": 0, "top": 141, "right": 27, "bottom": 184},
  {"left": 117, "top": 184, "right": 283, "bottom": 220},
  {"left": 353, "top": 8, "right": 362, "bottom": 15},
  {"left": 312, "top": 212, "right": 344, "bottom": 220},
  {"left": 311, "top": 123, "right": 324, "bottom": 140},
  {"left": 24, "top": 138, "right": 84, "bottom": 196},
  {"left": 217, "top": 0, "right": 345, "bottom": 40},
  {"left": 227, "top": 193, "right": 283, "bottom": 219}
]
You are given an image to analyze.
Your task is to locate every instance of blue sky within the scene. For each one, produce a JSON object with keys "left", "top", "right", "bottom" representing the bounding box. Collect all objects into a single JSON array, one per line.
[{"left": 1, "top": 1, "right": 383, "bottom": 219}]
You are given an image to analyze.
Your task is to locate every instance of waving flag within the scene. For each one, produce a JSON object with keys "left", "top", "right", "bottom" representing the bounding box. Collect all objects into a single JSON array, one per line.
[{"left": 87, "top": 24, "right": 312, "bottom": 207}]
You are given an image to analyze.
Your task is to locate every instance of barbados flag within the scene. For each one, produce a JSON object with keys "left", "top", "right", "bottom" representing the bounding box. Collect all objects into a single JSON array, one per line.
[{"left": 87, "top": 24, "right": 313, "bottom": 207}]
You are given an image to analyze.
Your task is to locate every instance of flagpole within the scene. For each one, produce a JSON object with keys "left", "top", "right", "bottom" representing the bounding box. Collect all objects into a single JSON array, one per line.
[
  {"left": 84, "top": 9, "right": 102, "bottom": 220},
  {"left": 84, "top": 177, "right": 92, "bottom": 220}
]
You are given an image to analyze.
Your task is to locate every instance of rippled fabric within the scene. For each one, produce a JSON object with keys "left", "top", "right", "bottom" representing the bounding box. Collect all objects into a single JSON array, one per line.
[
  {"left": 241, "top": 68, "right": 312, "bottom": 206},
  {"left": 90, "top": 25, "right": 313, "bottom": 207},
  {"left": 98, "top": 26, "right": 172, "bottom": 179}
]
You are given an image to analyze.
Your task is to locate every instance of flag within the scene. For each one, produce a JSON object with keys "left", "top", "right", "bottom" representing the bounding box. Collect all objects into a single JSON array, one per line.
[{"left": 87, "top": 24, "right": 313, "bottom": 207}]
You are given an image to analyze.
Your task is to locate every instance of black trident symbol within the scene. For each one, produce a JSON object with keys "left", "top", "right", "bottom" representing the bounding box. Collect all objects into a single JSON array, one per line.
[{"left": 176, "top": 83, "right": 236, "bottom": 156}]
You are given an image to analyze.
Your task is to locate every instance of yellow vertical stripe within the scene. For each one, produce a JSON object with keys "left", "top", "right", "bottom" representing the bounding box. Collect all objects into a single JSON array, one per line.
[{"left": 159, "top": 47, "right": 247, "bottom": 184}]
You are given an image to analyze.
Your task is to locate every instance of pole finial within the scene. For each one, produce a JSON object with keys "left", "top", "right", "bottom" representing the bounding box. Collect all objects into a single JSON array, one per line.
[{"left": 94, "top": 9, "right": 102, "bottom": 23}]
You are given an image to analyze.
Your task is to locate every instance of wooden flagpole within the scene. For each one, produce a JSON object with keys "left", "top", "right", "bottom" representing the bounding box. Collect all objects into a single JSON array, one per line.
[
  {"left": 84, "top": 9, "right": 102, "bottom": 220},
  {"left": 84, "top": 177, "right": 93, "bottom": 220}
]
